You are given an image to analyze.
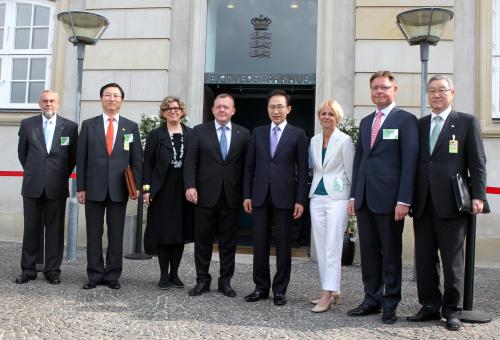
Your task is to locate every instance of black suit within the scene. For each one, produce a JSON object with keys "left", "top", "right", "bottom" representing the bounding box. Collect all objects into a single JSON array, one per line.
[
  {"left": 412, "top": 110, "right": 486, "bottom": 317},
  {"left": 184, "top": 121, "right": 250, "bottom": 286},
  {"left": 243, "top": 123, "right": 308, "bottom": 295},
  {"left": 77, "top": 115, "right": 142, "bottom": 283},
  {"left": 18, "top": 114, "right": 78, "bottom": 277}
]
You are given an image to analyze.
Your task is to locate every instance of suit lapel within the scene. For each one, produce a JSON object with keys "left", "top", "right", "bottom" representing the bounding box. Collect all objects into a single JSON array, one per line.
[
  {"left": 370, "top": 107, "right": 398, "bottom": 150},
  {"left": 432, "top": 111, "right": 457, "bottom": 156},
  {"left": 49, "top": 116, "right": 64, "bottom": 154},
  {"left": 208, "top": 123, "right": 224, "bottom": 161},
  {"left": 93, "top": 116, "right": 107, "bottom": 152},
  {"left": 421, "top": 115, "right": 432, "bottom": 158},
  {"left": 226, "top": 124, "right": 241, "bottom": 162},
  {"left": 113, "top": 118, "right": 126, "bottom": 156},
  {"left": 158, "top": 125, "right": 173, "bottom": 150},
  {"left": 364, "top": 112, "right": 376, "bottom": 152},
  {"left": 272, "top": 124, "right": 290, "bottom": 159},
  {"left": 34, "top": 115, "right": 47, "bottom": 154},
  {"left": 322, "top": 129, "right": 340, "bottom": 167}
]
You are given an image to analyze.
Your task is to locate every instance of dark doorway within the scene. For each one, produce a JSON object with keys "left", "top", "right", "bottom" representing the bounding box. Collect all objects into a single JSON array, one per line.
[{"left": 204, "top": 84, "right": 315, "bottom": 256}]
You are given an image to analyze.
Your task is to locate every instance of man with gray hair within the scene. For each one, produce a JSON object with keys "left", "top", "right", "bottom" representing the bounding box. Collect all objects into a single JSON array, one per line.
[
  {"left": 16, "top": 90, "right": 78, "bottom": 285},
  {"left": 408, "top": 75, "right": 487, "bottom": 331}
]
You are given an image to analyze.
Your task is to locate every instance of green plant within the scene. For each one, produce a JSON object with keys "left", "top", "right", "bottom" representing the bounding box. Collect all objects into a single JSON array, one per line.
[{"left": 338, "top": 117, "right": 359, "bottom": 147}]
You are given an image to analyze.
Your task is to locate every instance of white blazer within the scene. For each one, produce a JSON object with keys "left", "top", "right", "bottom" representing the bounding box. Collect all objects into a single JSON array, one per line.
[{"left": 308, "top": 128, "right": 355, "bottom": 199}]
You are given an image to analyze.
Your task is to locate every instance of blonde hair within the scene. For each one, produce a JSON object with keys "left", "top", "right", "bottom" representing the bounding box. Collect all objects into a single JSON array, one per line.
[
  {"left": 158, "top": 96, "right": 186, "bottom": 120},
  {"left": 317, "top": 100, "right": 344, "bottom": 123}
]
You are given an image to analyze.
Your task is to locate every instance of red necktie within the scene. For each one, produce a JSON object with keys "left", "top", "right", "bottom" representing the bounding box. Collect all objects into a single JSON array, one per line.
[
  {"left": 106, "top": 117, "right": 114, "bottom": 155},
  {"left": 370, "top": 111, "right": 383, "bottom": 148}
]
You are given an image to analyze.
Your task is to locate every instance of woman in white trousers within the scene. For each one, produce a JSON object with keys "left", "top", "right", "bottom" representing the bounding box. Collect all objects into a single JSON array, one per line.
[{"left": 309, "top": 100, "right": 354, "bottom": 313}]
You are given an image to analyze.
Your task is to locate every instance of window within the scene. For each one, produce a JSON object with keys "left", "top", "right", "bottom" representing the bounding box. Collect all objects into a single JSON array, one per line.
[
  {"left": 493, "top": 0, "right": 500, "bottom": 119},
  {"left": 0, "top": 0, "right": 54, "bottom": 108}
]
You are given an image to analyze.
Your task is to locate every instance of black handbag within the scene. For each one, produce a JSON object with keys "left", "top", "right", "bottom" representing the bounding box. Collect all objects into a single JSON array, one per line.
[{"left": 451, "top": 173, "right": 472, "bottom": 213}]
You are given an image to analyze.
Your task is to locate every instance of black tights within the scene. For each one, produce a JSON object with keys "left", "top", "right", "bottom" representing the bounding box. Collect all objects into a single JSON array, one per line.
[{"left": 157, "top": 244, "right": 184, "bottom": 281}]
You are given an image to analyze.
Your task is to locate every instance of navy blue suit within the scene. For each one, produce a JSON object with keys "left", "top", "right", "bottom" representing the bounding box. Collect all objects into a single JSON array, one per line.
[
  {"left": 243, "top": 123, "right": 308, "bottom": 295},
  {"left": 350, "top": 106, "right": 418, "bottom": 310}
]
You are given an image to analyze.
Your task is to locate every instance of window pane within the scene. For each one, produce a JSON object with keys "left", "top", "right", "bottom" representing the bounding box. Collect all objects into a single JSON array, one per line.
[
  {"left": 29, "top": 58, "right": 46, "bottom": 79},
  {"left": 0, "top": 4, "right": 6, "bottom": 27},
  {"left": 0, "top": 29, "right": 3, "bottom": 49},
  {"left": 16, "top": 3, "right": 32, "bottom": 26},
  {"left": 34, "top": 6, "right": 50, "bottom": 26},
  {"left": 28, "top": 82, "right": 45, "bottom": 103},
  {"left": 12, "top": 59, "right": 28, "bottom": 80},
  {"left": 32, "top": 28, "right": 48, "bottom": 49},
  {"left": 11, "top": 82, "right": 27, "bottom": 103},
  {"left": 15, "top": 28, "right": 30, "bottom": 49},
  {"left": 0, "top": 58, "right": 2, "bottom": 78}
]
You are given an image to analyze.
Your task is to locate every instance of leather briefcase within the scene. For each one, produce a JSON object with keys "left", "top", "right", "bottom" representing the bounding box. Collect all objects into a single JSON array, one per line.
[
  {"left": 451, "top": 173, "right": 472, "bottom": 213},
  {"left": 124, "top": 166, "right": 138, "bottom": 199}
]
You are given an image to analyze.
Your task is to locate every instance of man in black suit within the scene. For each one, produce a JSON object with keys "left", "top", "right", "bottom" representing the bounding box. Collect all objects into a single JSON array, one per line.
[
  {"left": 347, "top": 71, "right": 418, "bottom": 324},
  {"left": 16, "top": 90, "right": 78, "bottom": 285},
  {"left": 77, "top": 83, "right": 142, "bottom": 290},
  {"left": 243, "top": 90, "right": 308, "bottom": 306},
  {"left": 184, "top": 93, "right": 250, "bottom": 297},
  {"left": 408, "top": 75, "right": 487, "bottom": 331}
]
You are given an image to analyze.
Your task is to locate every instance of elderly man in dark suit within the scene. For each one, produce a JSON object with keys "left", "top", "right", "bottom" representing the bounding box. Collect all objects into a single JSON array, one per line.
[
  {"left": 347, "top": 71, "right": 418, "bottom": 323},
  {"left": 77, "top": 83, "right": 142, "bottom": 290},
  {"left": 16, "top": 90, "right": 78, "bottom": 285},
  {"left": 184, "top": 93, "right": 250, "bottom": 297},
  {"left": 407, "top": 75, "right": 487, "bottom": 331},
  {"left": 243, "top": 89, "right": 308, "bottom": 306}
]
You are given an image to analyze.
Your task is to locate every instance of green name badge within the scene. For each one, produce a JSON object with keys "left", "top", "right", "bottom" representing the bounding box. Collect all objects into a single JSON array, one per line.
[
  {"left": 124, "top": 133, "right": 134, "bottom": 143},
  {"left": 60, "top": 137, "right": 70, "bottom": 146},
  {"left": 333, "top": 177, "right": 344, "bottom": 192},
  {"left": 383, "top": 129, "right": 399, "bottom": 140},
  {"left": 449, "top": 140, "right": 458, "bottom": 153}
]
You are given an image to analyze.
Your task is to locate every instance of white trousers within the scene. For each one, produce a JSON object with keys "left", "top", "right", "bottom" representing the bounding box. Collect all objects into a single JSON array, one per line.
[{"left": 310, "top": 195, "right": 348, "bottom": 292}]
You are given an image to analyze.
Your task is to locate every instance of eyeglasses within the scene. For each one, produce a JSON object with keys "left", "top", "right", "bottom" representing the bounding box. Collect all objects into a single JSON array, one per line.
[
  {"left": 428, "top": 88, "right": 452, "bottom": 95},
  {"left": 268, "top": 105, "right": 289, "bottom": 111},
  {"left": 103, "top": 93, "right": 122, "bottom": 99},
  {"left": 370, "top": 85, "right": 393, "bottom": 92},
  {"left": 164, "top": 107, "right": 181, "bottom": 112}
]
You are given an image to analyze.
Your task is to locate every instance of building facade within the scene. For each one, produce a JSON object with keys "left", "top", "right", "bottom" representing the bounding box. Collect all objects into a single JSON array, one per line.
[{"left": 0, "top": 0, "right": 498, "bottom": 264}]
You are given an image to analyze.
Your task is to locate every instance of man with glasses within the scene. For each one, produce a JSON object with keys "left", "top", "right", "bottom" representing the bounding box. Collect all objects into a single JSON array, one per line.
[
  {"left": 16, "top": 90, "right": 78, "bottom": 285},
  {"left": 243, "top": 89, "right": 308, "bottom": 306},
  {"left": 184, "top": 93, "right": 250, "bottom": 297},
  {"left": 347, "top": 71, "right": 418, "bottom": 323},
  {"left": 77, "top": 83, "right": 142, "bottom": 290},
  {"left": 408, "top": 75, "right": 487, "bottom": 331}
]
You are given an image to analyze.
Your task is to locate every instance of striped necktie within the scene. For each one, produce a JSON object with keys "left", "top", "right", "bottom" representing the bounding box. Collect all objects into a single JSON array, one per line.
[{"left": 370, "top": 111, "right": 383, "bottom": 148}]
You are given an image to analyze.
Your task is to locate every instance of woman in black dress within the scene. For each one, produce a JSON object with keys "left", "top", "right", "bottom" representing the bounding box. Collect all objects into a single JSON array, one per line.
[{"left": 142, "top": 96, "right": 194, "bottom": 289}]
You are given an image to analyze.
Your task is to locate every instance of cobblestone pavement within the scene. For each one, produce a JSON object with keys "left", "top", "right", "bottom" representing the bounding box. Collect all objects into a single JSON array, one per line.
[{"left": 0, "top": 240, "right": 499, "bottom": 339}]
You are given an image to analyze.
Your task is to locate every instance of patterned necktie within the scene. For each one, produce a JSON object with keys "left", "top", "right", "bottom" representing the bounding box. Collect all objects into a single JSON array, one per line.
[
  {"left": 44, "top": 120, "right": 52, "bottom": 153},
  {"left": 106, "top": 117, "right": 115, "bottom": 156},
  {"left": 270, "top": 126, "right": 280, "bottom": 157},
  {"left": 219, "top": 125, "right": 227, "bottom": 160},
  {"left": 370, "top": 111, "right": 383, "bottom": 148},
  {"left": 429, "top": 116, "right": 443, "bottom": 153}
]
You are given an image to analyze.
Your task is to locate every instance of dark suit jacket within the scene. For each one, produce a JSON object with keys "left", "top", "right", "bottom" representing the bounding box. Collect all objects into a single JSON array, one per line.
[
  {"left": 350, "top": 106, "right": 419, "bottom": 214},
  {"left": 76, "top": 115, "right": 142, "bottom": 202},
  {"left": 184, "top": 121, "right": 250, "bottom": 209},
  {"left": 243, "top": 123, "right": 308, "bottom": 210},
  {"left": 412, "top": 110, "right": 487, "bottom": 219},
  {"left": 18, "top": 114, "right": 78, "bottom": 199},
  {"left": 143, "top": 123, "right": 193, "bottom": 200}
]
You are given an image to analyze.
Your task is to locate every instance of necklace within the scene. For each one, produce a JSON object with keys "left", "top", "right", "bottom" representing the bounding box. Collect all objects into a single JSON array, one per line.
[{"left": 170, "top": 133, "right": 184, "bottom": 168}]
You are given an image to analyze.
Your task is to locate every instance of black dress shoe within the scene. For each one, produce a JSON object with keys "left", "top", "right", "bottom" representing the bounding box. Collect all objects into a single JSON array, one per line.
[
  {"left": 169, "top": 274, "right": 184, "bottom": 288},
  {"left": 158, "top": 280, "right": 170, "bottom": 290},
  {"left": 107, "top": 280, "right": 121, "bottom": 289},
  {"left": 45, "top": 274, "right": 61, "bottom": 285},
  {"left": 218, "top": 284, "right": 236, "bottom": 297},
  {"left": 82, "top": 281, "right": 98, "bottom": 289},
  {"left": 244, "top": 290, "right": 269, "bottom": 302},
  {"left": 188, "top": 282, "right": 210, "bottom": 296},
  {"left": 382, "top": 309, "right": 398, "bottom": 324},
  {"left": 274, "top": 294, "right": 287, "bottom": 306},
  {"left": 347, "top": 303, "right": 381, "bottom": 316},
  {"left": 407, "top": 309, "right": 442, "bottom": 322},
  {"left": 15, "top": 274, "right": 36, "bottom": 284},
  {"left": 445, "top": 317, "right": 461, "bottom": 331}
]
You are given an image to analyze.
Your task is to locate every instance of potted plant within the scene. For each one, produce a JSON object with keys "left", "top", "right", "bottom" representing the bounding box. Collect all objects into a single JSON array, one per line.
[{"left": 338, "top": 117, "right": 359, "bottom": 266}]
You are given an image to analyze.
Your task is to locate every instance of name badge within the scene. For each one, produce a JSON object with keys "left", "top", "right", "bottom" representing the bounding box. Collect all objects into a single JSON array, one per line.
[
  {"left": 383, "top": 129, "right": 399, "bottom": 140},
  {"left": 124, "top": 134, "right": 134, "bottom": 143},
  {"left": 60, "top": 137, "right": 70, "bottom": 146},
  {"left": 449, "top": 140, "right": 458, "bottom": 153},
  {"left": 333, "top": 177, "right": 344, "bottom": 192}
]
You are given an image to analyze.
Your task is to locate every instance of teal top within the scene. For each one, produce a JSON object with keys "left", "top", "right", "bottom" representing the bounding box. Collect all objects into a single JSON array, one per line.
[{"left": 314, "top": 147, "right": 328, "bottom": 195}]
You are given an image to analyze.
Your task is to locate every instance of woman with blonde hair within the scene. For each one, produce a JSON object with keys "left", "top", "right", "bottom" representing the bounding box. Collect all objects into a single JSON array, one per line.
[{"left": 309, "top": 99, "right": 354, "bottom": 312}]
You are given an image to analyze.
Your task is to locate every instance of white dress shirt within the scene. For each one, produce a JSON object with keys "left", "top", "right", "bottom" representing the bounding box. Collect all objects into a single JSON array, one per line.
[
  {"left": 42, "top": 114, "right": 57, "bottom": 153},
  {"left": 103, "top": 113, "right": 120, "bottom": 148},
  {"left": 270, "top": 120, "right": 287, "bottom": 144}
]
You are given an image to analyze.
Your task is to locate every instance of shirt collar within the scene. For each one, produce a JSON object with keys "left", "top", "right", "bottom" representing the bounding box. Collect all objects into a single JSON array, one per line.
[
  {"left": 431, "top": 106, "right": 451, "bottom": 122},
  {"left": 103, "top": 112, "right": 120, "bottom": 123},
  {"left": 376, "top": 102, "right": 396, "bottom": 116},
  {"left": 42, "top": 113, "right": 57, "bottom": 125},
  {"left": 214, "top": 120, "right": 232, "bottom": 130},
  {"left": 271, "top": 120, "right": 287, "bottom": 131}
]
